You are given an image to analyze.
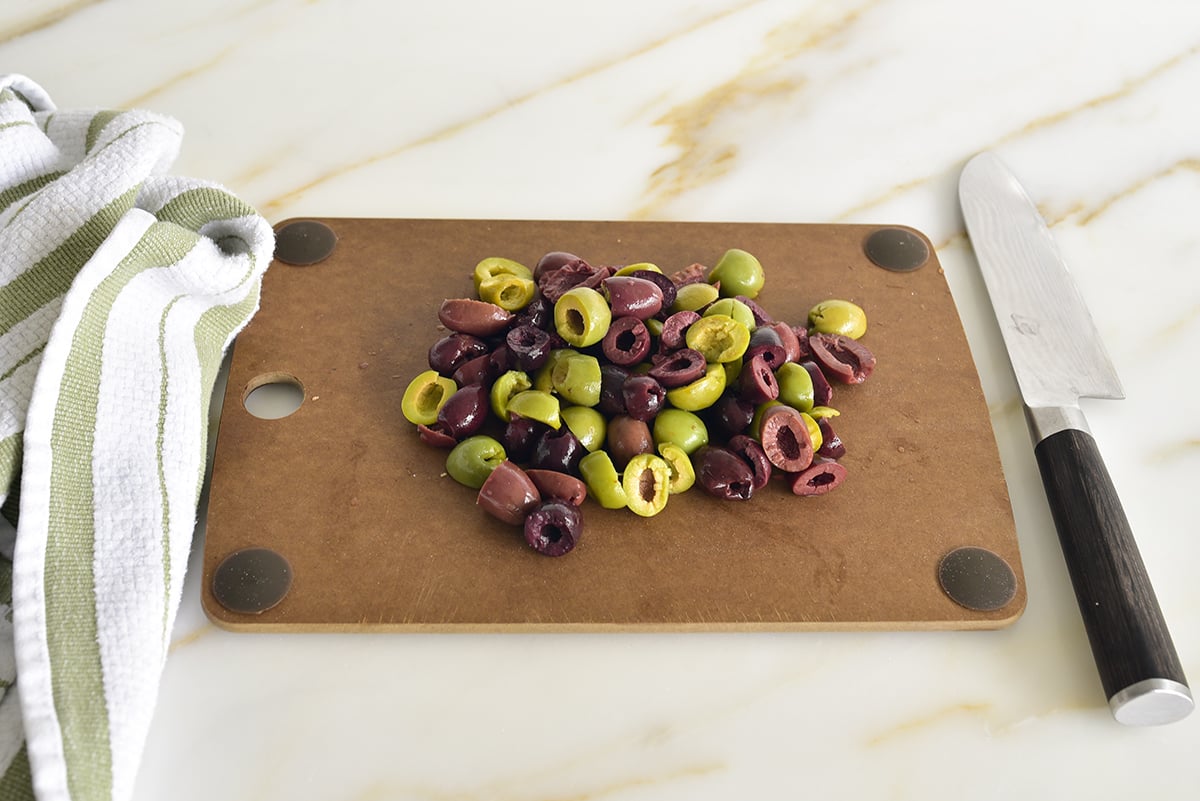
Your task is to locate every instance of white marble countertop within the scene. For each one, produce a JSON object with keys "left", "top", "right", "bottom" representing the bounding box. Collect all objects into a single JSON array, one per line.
[{"left": 4, "top": 0, "right": 1199, "bottom": 798}]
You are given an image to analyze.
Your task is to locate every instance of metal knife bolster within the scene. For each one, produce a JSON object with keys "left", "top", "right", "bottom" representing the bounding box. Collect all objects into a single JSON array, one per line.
[{"left": 1024, "top": 404, "right": 1090, "bottom": 444}]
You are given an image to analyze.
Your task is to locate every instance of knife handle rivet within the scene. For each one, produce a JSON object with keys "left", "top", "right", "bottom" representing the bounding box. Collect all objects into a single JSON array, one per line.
[
  {"left": 937, "top": 546, "right": 1017, "bottom": 612},
  {"left": 212, "top": 547, "right": 293, "bottom": 615},
  {"left": 863, "top": 227, "right": 930, "bottom": 272},
  {"left": 274, "top": 219, "right": 338, "bottom": 266}
]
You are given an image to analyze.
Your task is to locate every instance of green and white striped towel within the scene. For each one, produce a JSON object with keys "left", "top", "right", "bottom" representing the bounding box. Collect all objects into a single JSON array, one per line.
[{"left": 0, "top": 74, "right": 273, "bottom": 800}]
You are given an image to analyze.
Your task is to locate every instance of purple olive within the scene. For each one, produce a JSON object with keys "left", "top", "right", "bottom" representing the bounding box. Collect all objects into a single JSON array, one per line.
[
  {"left": 416, "top": 423, "right": 457, "bottom": 448},
  {"left": 801, "top": 360, "right": 833, "bottom": 407},
  {"left": 743, "top": 343, "right": 787, "bottom": 371},
  {"left": 601, "top": 316, "right": 652, "bottom": 366},
  {"left": 648, "top": 348, "right": 706, "bottom": 388},
  {"left": 525, "top": 469, "right": 588, "bottom": 507},
  {"left": 530, "top": 427, "right": 586, "bottom": 476},
  {"left": 621, "top": 374, "right": 666, "bottom": 422},
  {"left": 502, "top": 414, "right": 549, "bottom": 463},
  {"left": 736, "top": 295, "right": 774, "bottom": 326},
  {"left": 737, "top": 352, "right": 779, "bottom": 405},
  {"left": 506, "top": 324, "right": 553, "bottom": 372},
  {"left": 727, "top": 434, "right": 771, "bottom": 491},
  {"left": 603, "top": 276, "right": 664, "bottom": 319},
  {"left": 758, "top": 405, "right": 814, "bottom": 472},
  {"left": 524, "top": 501, "right": 583, "bottom": 556},
  {"left": 435, "top": 384, "right": 489, "bottom": 439},
  {"left": 513, "top": 293, "right": 553, "bottom": 330},
  {"left": 817, "top": 417, "right": 846, "bottom": 459},
  {"left": 809, "top": 333, "right": 876, "bottom": 384},
  {"left": 706, "top": 391, "right": 756, "bottom": 437},
  {"left": 747, "top": 325, "right": 783, "bottom": 351},
  {"left": 438, "top": 298, "right": 513, "bottom": 337},
  {"left": 428, "top": 333, "right": 489, "bottom": 375},
  {"left": 534, "top": 251, "right": 588, "bottom": 280},
  {"left": 606, "top": 415, "right": 653, "bottom": 470},
  {"left": 788, "top": 459, "right": 848, "bottom": 496},
  {"left": 767, "top": 322, "right": 802, "bottom": 363},
  {"left": 477, "top": 460, "right": 541, "bottom": 526},
  {"left": 597, "top": 364, "right": 631, "bottom": 416},
  {"left": 451, "top": 352, "right": 499, "bottom": 387},
  {"left": 629, "top": 270, "right": 677, "bottom": 317},
  {"left": 694, "top": 446, "right": 756, "bottom": 501},
  {"left": 658, "top": 310, "right": 700, "bottom": 351}
]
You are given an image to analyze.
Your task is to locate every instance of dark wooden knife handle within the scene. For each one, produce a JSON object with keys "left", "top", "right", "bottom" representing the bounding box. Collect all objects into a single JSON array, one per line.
[{"left": 1034, "top": 427, "right": 1189, "bottom": 708}]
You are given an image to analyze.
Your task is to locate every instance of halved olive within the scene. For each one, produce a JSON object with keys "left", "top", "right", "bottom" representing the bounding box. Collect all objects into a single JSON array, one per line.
[{"left": 402, "top": 370, "right": 458, "bottom": 425}]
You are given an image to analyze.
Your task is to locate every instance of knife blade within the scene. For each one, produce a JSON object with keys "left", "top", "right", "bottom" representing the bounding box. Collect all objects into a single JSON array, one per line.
[{"left": 959, "top": 152, "right": 1193, "bottom": 726}]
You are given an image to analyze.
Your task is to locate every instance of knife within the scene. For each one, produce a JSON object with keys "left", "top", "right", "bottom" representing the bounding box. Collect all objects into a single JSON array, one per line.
[{"left": 958, "top": 152, "right": 1193, "bottom": 726}]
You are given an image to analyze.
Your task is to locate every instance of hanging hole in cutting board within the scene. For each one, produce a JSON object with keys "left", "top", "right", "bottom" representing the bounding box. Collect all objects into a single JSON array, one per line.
[{"left": 243, "top": 373, "right": 305, "bottom": 419}]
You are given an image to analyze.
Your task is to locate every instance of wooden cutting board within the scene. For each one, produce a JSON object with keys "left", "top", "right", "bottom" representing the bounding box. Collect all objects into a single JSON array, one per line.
[{"left": 202, "top": 218, "right": 1024, "bottom": 631}]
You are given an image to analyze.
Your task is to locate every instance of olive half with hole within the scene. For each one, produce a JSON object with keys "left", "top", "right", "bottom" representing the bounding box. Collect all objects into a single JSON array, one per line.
[
  {"left": 622, "top": 453, "right": 671, "bottom": 517},
  {"left": 757, "top": 404, "right": 814, "bottom": 472},
  {"left": 601, "top": 316, "right": 652, "bottom": 366},
  {"left": 648, "top": 348, "right": 706, "bottom": 388},
  {"left": 727, "top": 434, "right": 772, "bottom": 491},
  {"left": 524, "top": 501, "right": 583, "bottom": 556},
  {"left": 621, "top": 374, "right": 666, "bottom": 422},
  {"left": 809, "top": 333, "right": 876, "bottom": 384},
  {"left": 788, "top": 459, "right": 848, "bottom": 496}
]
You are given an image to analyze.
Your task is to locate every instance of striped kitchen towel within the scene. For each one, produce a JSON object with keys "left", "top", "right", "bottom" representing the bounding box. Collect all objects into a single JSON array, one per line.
[{"left": 0, "top": 74, "right": 273, "bottom": 800}]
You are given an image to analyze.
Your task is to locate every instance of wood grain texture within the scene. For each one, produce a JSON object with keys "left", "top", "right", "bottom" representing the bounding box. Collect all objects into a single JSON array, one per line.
[
  {"left": 202, "top": 218, "right": 1023, "bottom": 631},
  {"left": 1034, "top": 427, "right": 1188, "bottom": 698}
]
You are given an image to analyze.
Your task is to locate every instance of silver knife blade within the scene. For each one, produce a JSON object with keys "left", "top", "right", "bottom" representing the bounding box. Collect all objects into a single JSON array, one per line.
[{"left": 958, "top": 152, "right": 1123, "bottom": 411}]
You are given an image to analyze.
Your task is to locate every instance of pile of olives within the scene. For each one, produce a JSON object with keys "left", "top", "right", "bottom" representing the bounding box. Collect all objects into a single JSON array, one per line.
[{"left": 401, "top": 248, "right": 875, "bottom": 556}]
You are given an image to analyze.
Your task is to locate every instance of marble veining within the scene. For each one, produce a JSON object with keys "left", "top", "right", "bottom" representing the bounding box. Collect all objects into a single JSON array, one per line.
[{"left": 3, "top": 1, "right": 1200, "bottom": 799}]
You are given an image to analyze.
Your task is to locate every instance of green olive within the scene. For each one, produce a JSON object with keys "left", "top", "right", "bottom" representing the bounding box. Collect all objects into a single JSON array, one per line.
[
  {"left": 622, "top": 453, "right": 671, "bottom": 517},
  {"left": 401, "top": 369, "right": 457, "bottom": 425},
  {"left": 505, "top": 390, "right": 561, "bottom": 429},
  {"left": 665, "top": 363, "right": 726, "bottom": 411},
  {"left": 490, "top": 369, "right": 531, "bottom": 421},
  {"left": 704, "top": 297, "right": 756, "bottom": 331},
  {"left": 775, "top": 362, "right": 815, "bottom": 412},
  {"left": 532, "top": 348, "right": 575, "bottom": 392},
  {"left": 445, "top": 435, "right": 507, "bottom": 489},
  {"left": 554, "top": 287, "right": 612, "bottom": 347},
  {"left": 707, "top": 248, "right": 764, "bottom": 299},
  {"left": 652, "top": 408, "right": 709, "bottom": 454},
  {"left": 560, "top": 405, "right": 606, "bottom": 451},
  {"left": 614, "top": 261, "right": 661, "bottom": 276},
  {"left": 657, "top": 442, "right": 696, "bottom": 494},
  {"left": 685, "top": 314, "right": 750, "bottom": 363},
  {"left": 579, "top": 450, "right": 627, "bottom": 509},
  {"left": 644, "top": 317, "right": 664, "bottom": 337},
  {"left": 670, "top": 282, "right": 720, "bottom": 313},
  {"left": 808, "top": 299, "right": 867, "bottom": 339},
  {"left": 473, "top": 256, "right": 532, "bottom": 291},
  {"left": 722, "top": 355, "right": 743, "bottom": 386},
  {"left": 551, "top": 353, "right": 602, "bottom": 406},
  {"left": 478, "top": 274, "right": 536, "bottom": 311},
  {"left": 809, "top": 405, "right": 840, "bottom": 419},
  {"left": 800, "top": 411, "right": 823, "bottom": 451}
]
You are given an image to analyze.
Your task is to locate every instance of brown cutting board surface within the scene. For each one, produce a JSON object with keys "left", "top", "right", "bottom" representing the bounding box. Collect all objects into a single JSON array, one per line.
[{"left": 203, "top": 218, "right": 1023, "bottom": 631}]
